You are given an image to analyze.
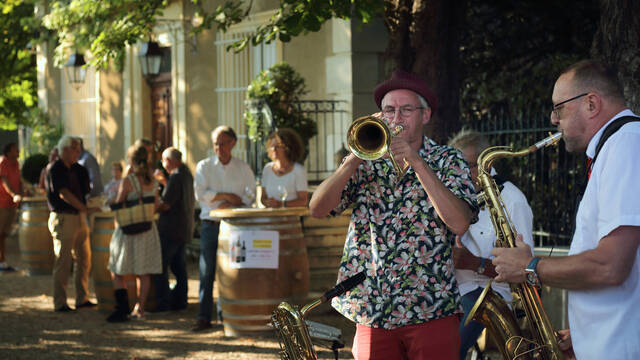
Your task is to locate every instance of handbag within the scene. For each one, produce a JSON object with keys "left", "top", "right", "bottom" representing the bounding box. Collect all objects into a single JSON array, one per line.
[{"left": 110, "top": 174, "right": 155, "bottom": 235}]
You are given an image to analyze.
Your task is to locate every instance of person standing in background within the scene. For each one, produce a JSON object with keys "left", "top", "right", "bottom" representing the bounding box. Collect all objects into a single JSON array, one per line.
[
  {"left": 107, "top": 144, "right": 162, "bottom": 322},
  {"left": 77, "top": 138, "right": 103, "bottom": 198},
  {"left": 154, "top": 147, "right": 195, "bottom": 312},
  {"left": 448, "top": 129, "right": 534, "bottom": 359},
  {"left": 104, "top": 161, "right": 124, "bottom": 204},
  {"left": 45, "top": 136, "right": 95, "bottom": 312},
  {"left": 39, "top": 148, "right": 59, "bottom": 193},
  {"left": 192, "top": 126, "right": 255, "bottom": 331},
  {"left": 0, "top": 143, "right": 23, "bottom": 272},
  {"left": 260, "top": 128, "right": 308, "bottom": 208}
]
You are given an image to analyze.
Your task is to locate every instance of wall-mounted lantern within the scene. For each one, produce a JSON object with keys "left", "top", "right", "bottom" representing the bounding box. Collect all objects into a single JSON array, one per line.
[
  {"left": 137, "top": 41, "right": 163, "bottom": 79},
  {"left": 64, "top": 52, "right": 87, "bottom": 88}
]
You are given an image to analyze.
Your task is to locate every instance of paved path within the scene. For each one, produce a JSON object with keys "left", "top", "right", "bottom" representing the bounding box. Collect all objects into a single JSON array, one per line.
[{"left": 0, "top": 233, "right": 354, "bottom": 359}]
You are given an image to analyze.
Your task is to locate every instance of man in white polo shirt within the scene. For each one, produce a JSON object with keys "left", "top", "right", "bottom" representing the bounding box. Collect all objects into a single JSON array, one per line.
[{"left": 492, "top": 60, "right": 640, "bottom": 359}]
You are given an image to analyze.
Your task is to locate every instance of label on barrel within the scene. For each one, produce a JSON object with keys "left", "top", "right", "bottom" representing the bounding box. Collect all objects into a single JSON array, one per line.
[{"left": 229, "top": 230, "right": 279, "bottom": 269}]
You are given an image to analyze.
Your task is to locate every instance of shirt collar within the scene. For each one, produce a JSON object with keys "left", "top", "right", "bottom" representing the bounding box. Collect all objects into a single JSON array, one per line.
[
  {"left": 213, "top": 155, "right": 233, "bottom": 166},
  {"left": 586, "top": 109, "right": 637, "bottom": 158},
  {"left": 417, "top": 136, "right": 436, "bottom": 158}
]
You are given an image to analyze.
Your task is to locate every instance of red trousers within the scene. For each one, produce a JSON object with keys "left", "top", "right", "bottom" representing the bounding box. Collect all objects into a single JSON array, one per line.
[{"left": 352, "top": 315, "right": 460, "bottom": 360}]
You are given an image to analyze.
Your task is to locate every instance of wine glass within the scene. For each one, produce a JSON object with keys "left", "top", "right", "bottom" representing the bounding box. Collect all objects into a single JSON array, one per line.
[
  {"left": 277, "top": 185, "right": 288, "bottom": 208},
  {"left": 244, "top": 185, "right": 256, "bottom": 208}
]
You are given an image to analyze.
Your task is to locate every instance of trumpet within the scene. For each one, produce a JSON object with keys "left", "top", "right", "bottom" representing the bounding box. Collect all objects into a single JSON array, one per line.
[{"left": 347, "top": 116, "right": 405, "bottom": 176}]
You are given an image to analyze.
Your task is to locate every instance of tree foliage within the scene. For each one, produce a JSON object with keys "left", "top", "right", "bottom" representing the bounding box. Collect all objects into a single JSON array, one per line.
[
  {"left": 43, "top": 0, "right": 169, "bottom": 69},
  {"left": 459, "top": 0, "right": 600, "bottom": 121},
  {"left": 244, "top": 62, "right": 316, "bottom": 161},
  {"left": 42, "top": 0, "right": 384, "bottom": 69},
  {"left": 0, "top": 0, "right": 40, "bottom": 128}
]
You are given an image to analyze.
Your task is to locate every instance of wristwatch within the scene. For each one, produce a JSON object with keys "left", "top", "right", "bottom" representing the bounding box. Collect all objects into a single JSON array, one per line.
[
  {"left": 476, "top": 258, "right": 486, "bottom": 275},
  {"left": 525, "top": 257, "right": 541, "bottom": 287}
]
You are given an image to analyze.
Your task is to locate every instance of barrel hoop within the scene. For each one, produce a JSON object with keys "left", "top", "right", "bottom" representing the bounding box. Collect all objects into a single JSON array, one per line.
[
  {"left": 20, "top": 250, "right": 52, "bottom": 255},
  {"left": 19, "top": 221, "right": 49, "bottom": 227},
  {"left": 216, "top": 247, "right": 306, "bottom": 258},
  {"left": 218, "top": 295, "right": 307, "bottom": 305},
  {"left": 94, "top": 280, "right": 115, "bottom": 287},
  {"left": 220, "top": 312, "right": 273, "bottom": 321},
  {"left": 21, "top": 260, "right": 51, "bottom": 265},
  {"left": 219, "top": 232, "right": 303, "bottom": 241},
  {"left": 94, "top": 229, "right": 115, "bottom": 235},
  {"left": 91, "top": 246, "right": 110, "bottom": 252},
  {"left": 27, "top": 270, "right": 51, "bottom": 276},
  {"left": 224, "top": 216, "right": 299, "bottom": 225},
  {"left": 222, "top": 223, "right": 302, "bottom": 232}
]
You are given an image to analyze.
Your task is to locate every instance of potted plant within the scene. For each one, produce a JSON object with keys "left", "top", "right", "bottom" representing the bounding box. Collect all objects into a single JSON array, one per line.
[{"left": 244, "top": 62, "right": 317, "bottom": 169}]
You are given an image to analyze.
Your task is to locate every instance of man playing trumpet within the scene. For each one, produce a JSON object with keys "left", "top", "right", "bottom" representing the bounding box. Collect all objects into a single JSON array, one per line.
[{"left": 310, "top": 70, "right": 478, "bottom": 360}]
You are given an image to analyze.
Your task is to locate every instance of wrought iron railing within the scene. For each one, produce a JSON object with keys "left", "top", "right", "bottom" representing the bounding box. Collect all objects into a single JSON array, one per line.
[
  {"left": 466, "top": 106, "right": 584, "bottom": 247},
  {"left": 295, "top": 100, "right": 349, "bottom": 183}
]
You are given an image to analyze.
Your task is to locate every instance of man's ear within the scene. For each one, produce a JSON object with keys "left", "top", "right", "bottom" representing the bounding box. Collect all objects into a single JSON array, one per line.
[
  {"left": 422, "top": 106, "right": 433, "bottom": 126},
  {"left": 586, "top": 93, "right": 602, "bottom": 117}
]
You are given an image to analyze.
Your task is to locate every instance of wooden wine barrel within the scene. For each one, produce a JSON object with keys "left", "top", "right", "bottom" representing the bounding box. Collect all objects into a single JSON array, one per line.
[
  {"left": 18, "top": 196, "right": 54, "bottom": 275},
  {"left": 301, "top": 209, "right": 351, "bottom": 297},
  {"left": 90, "top": 212, "right": 141, "bottom": 312},
  {"left": 213, "top": 207, "right": 309, "bottom": 337}
]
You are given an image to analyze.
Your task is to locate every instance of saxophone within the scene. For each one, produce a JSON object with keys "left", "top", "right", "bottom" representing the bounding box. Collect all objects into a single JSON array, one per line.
[
  {"left": 465, "top": 132, "right": 564, "bottom": 360},
  {"left": 272, "top": 271, "right": 365, "bottom": 360}
]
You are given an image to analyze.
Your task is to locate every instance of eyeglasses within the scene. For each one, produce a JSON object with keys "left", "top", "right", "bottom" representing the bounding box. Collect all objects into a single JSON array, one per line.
[
  {"left": 214, "top": 141, "right": 233, "bottom": 147},
  {"left": 269, "top": 144, "right": 287, "bottom": 150},
  {"left": 552, "top": 93, "right": 588, "bottom": 118},
  {"left": 382, "top": 105, "right": 424, "bottom": 120}
]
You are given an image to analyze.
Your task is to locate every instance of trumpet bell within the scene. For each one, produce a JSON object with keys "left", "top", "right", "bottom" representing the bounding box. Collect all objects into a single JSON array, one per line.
[{"left": 347, "top": 116, "right": 391, "bottom": 161}]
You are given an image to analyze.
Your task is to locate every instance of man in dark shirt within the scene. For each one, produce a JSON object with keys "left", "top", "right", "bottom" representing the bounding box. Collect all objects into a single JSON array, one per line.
[
  {"left": 45, "top": 135, "right": 95, "bottom": 312},
  {"left": 154, "top": 147, "right": 195, "bottom": 311}
]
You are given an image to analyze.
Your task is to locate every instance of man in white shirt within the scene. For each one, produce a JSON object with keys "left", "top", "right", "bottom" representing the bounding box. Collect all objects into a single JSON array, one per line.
[
  {"left": 492, "top": 60, "right": 640, "bottom": 359},
  {"left": 448, "top": 129, "right": 534, "bottom": 359},
  {"left": 191, "top": 126, "right": 255, "bottom": 332}
]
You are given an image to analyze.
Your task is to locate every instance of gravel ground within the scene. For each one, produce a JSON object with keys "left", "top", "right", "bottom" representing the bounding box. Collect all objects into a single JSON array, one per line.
[{"left": 0, "top": 233, "right": 355, "bottom": 360}]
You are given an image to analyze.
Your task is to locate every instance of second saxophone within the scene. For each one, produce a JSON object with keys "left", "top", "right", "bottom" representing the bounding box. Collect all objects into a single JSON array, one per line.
[{"left": 465, "top": 132, "right": 564, "bottom": 360}]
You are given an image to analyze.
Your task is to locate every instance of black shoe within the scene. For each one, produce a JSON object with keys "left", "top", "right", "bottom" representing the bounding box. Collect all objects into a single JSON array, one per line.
[
  {"left": 191, "top": 320, "right": 212, "bottom": 332},
  {"left": 76, "top": 301, "right": 96, "bottom": 309},
  {"left": 0, "top": 265, "right": 16, "bottom": 272},
  {"left": 55, "top": 305, "right": 76, "bottom": 313}
]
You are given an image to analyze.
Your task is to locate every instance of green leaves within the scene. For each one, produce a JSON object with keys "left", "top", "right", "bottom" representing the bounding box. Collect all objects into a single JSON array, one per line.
[
  {"left": 44, "top": 0, "right": 167, "bottom": 69},
  {"left": 244, "top": 62, "right": 316, "bottom": 161},
  {"left": 0, "top": 0, "right": 39, "bottom": 128}
]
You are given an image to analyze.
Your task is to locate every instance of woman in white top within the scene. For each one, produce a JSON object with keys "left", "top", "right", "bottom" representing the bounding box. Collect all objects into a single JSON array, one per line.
[{"left": 260, "top": 128, "right": 308, "bottom": 208}]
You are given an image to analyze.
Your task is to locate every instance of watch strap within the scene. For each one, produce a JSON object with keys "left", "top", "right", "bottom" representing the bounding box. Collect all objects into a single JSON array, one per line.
[
  {"left": 527, "top": 257, "right": 541, "bottom": 271},
  {"left": 476, "top": 257, "right": 486, "bottom": 274}
]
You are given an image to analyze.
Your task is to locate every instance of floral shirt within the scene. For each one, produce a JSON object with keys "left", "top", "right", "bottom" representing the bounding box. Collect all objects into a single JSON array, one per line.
[{"left": 330, "top": 136, "right": 478, "bottom": 329}]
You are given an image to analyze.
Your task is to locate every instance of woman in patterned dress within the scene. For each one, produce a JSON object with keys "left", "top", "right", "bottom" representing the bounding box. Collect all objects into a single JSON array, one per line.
[{"left": 106, "top": 144, "right": 162, "bottom": 322}]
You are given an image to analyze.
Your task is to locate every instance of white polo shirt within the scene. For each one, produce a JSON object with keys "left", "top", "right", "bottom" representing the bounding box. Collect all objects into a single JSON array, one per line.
[{"left": 569, "top": 109, "right": 640, "bottom": 359}]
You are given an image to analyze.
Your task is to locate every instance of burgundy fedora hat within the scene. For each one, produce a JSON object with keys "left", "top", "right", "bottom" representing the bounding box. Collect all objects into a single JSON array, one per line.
[{"left": 373, "top": 69, "right": 438, "bottom": 113}]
